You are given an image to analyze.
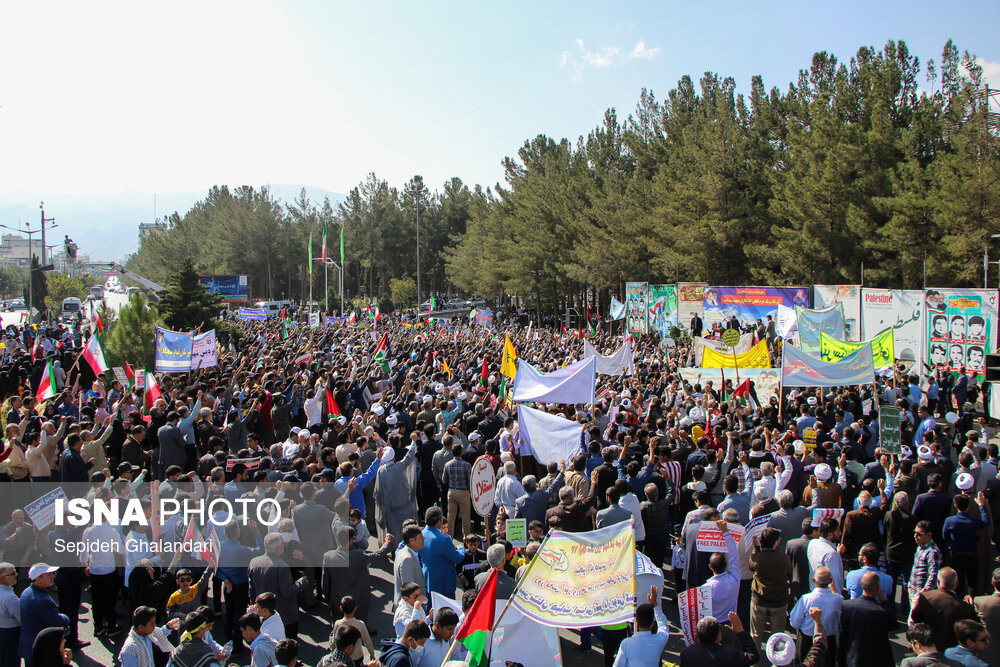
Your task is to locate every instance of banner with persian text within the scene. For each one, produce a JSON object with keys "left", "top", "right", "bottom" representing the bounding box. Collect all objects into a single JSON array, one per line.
[
  {"left": 860, "top": 289, "right": 924, "bottom": 369},
  {"left": 703, "top": 286, "right": 810, "bottom": 328}
]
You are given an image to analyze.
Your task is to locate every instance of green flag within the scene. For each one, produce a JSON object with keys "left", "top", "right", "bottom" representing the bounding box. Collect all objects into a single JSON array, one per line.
[
  {"left": 340, "top": 222, "right": 345, "bottom": 264},
  {"left": 307, "top": 232, "right": 313, "bottom": 276}
]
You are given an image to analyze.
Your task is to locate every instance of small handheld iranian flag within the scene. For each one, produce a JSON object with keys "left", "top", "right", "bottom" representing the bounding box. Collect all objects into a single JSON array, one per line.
[
  {"left": 36, "top": 359, "right": 57, "bottom": 402},
  {"left": 325, "top": 386, "right": 341, "bottom": 420},
  {"left": 373, "top": 334, "right": 390, "bottom": 373},
  {"left": 348, "top": 310, "right": 357, "bottom": 326},
  {"left": 143, "top": 368, "right": 163, "bottom": 414},
  {"left": 82, "top": 333, "right": 110, "bottom": 376},
  {"left": 455, "top": 567, "right": 497, "bottom": 667}
]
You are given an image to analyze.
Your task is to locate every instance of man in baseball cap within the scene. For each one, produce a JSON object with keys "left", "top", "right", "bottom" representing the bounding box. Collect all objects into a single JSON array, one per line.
[{"left": 19, "top": 564, "right": 69, "bottom": 661}]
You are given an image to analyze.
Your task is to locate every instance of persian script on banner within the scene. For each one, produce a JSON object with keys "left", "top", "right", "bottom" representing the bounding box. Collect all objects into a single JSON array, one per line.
[
  {"left": 701, "top": 339, "right": 770, "bottom": 369},
  {"left": 678, "top": 586, "right": 711, "bottom": 646},
  {"left": 812, "top": 508, "right": 845, "bottom": 527},
  {"left": 695, "top": 521, "right": 744, "bottom": 552},
  {"left": 512, "top": 521, "right": 635, "bottom": 629},
  {"left": 819, "top": 329, "right": 894, "bottom": 368}
]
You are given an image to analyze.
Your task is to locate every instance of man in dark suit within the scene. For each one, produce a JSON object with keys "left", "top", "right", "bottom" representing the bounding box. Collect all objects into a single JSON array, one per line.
[
  {"left": 973, "top": 568, "right": 1000, "bottom": 667},
  {"left": 838, "top": 571, "right": 897, "bottom": 667},
  {"left": 691, "top": 314, "right": 703, "bottom": 338},
  {"left": 291, "top": 482, "right": 338, "bottom": 582},
  {"left": 900, "top": 623, "right": 963, "bottom": 667},
  {"left": 324, "top": 526, "right": 393, "bottom": 625},
  {"left": 155, "top": 411, "right": 187, "bottom": 477},
  {"left": 514, "top": 473, "right": 562, "bottom": 526},
  {"left": 786, "top": 519, "right": 818, "bottom": 601},
  {"left": 678, "top": 612, "right": 758, "bottom": 667},
  {"left": 249, "top": 533, "right": 308, "bottom": 639},
  {"left": 911, "top": 567, "right": 978, "bottom": 651}
]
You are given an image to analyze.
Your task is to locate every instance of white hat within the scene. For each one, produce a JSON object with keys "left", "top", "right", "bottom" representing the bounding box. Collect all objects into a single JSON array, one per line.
[
  {"left": 336, "top": 415, "right": 347, "bottom": 425},
  {"left": 621, "top": 389, "right": 632, "bottom": 399},
  {"left": 371, "top": 404, "right": 385, "bottom": 416},
  {"left": 793, "top": 440, "right": 805, "bottom": 455},
  {"left": 289, "top": 427, "right": 302, "bottom": 435},
  {"left": 807, "top": 396, "right": 817, "bottom": 406},
  {"left": 815, "top": 463, "right": 833, "bottom": 481},
  {"left": 689, "top": 406, "right": 705, "bottom": 422},
  {"left": 29, "top": 563, "right": 58, "bottom": 580},
  {"left": 620, "top": 398, "right": 631, "bottom": 410},
  {"left": 918, "top": 445, "right": 933, "bottom": 461},
  {"left": 468, "top": 432, "right": 481, "bottom": 443},
  {"left": 901, "top": 445, "right": 912, "bottom": 458},
  {"left": 458, "top": 392, "right": 468, "bottom": 401},
  {"left": 433, "top": 382, "right": 444, "bottom": 394},
  {"left": 679, "top": 417, "right": 694, "bottom": 428},
  {"left": 386, "top": 414, "right": 398, "bottom": 426},
  {"left": 766, "top": 633, "right": 797, "bottom": 667},
  {"left": 945, "top": 412, "right": 959, "bottom": 425},
  {"left": 955, "top": 472, "right": 975, "bottom": 491}
]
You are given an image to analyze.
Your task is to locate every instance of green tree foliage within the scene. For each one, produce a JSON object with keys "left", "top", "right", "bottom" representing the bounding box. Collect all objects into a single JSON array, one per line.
[
  {"left": 157, "top": 258, "right": 224, "bottom": 331},
  {"left": 0, "top": 267, "right": 27, "bottom": 299},
  {"left": 47, "top": 273, "right": 89, "bottom": 303},
  {"left": 389, "top": 277, "right": 417, "bottom": 307},
  {"left": 104, "top": 292, "right": 160, "bottom": 368},
  {"left": 125, "top": 39, "right": 998, "bottom": 311}
]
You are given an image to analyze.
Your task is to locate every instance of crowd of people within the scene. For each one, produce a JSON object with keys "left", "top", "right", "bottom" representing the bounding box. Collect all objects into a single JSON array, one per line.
[{"left": 0, "top": 305, "right": 996, "bottom": 667}]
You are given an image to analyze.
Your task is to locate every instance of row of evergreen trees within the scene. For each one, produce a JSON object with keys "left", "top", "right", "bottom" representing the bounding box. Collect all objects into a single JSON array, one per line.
[{"left": 126, "top": 39, "right": 999, "bottom": 317}]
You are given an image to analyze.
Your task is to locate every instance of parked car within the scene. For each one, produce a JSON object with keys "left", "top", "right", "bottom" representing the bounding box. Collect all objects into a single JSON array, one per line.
[
  {"left": 468, "top": 298, "right": 487, "bottom": 308},
  {"left": 445, "top": 298, "right": 468, "bottom": 309}
]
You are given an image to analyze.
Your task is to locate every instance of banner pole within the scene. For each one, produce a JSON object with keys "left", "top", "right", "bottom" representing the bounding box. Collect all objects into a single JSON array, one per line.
[{"left": 490, "top": 533, "right": 551, "bottom": 631}]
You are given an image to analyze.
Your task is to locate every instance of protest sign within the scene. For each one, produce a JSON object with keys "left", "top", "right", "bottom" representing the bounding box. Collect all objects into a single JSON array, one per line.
[
  {"left": 309, "top": 312, "right": 320, "bottom": 328},
  {"left": 474, "top": 307, "right": 493, "bottom": 327},
  {"left": 861, "top": 289, "right": 923, "bottom": 369},
  {"left": 745, "top": 513, "right": 773, "bottom": 545},
  {"left": 24, "top": 487, "right": 68, "bottom": 529},
  {"left": 191, "top": 330, "right": 217, "bottom": 369},
  {"left": 701, "top": 340, "right": 770, "bottom": 368},
  {"left": 703, "top": 286, "right": 810, "bottom": 328},
  {"left": 879, "top": 405, "right": 902, "bottom": 454},
  {"left": 133, "top": 369, "right": 145, "bottom": 390},
  {"left": 781, "top": 343, "right": 875, "bottom": 387},
  {"left": 155, "top": 327, "right": 193, "bottom": 372},
  {"left": 795, "top": 303, "right": 846, "bottom": 355},
  {"left": 471, "top": 458, "right": 495, "bottom": 517},
  {"left": 626, "top": 282, "right": 649, "bottom": 334},
  {"left": 820, "top": 328, "right": 894, "bottom": 368},
  {"left": 812, "top": 508, "right": 845, "bottom": 527},
  {"left": 695, "top": 521, "right": 744, "bottom": 552},
  {"left": 237, "top": 307, "right": 266, "bottom": 321},
  {"left": 814, "top": 285, "right": 862, "bottom": 341},
  {"left": 693, "top": 331, "right": 753, "bottom": 365},
  {"left": 507, "top": 518, "right": 527, "bottom": 548},
  {"left": 326, "top": 316, "right": 345, "bottom": 325},
  {"left": 112, "top": 367, "right": 129, "bottom": 386},
  {"left": 925, "top": 288, "right": 998, "bottom": 381},
  {"left": 678, "top": 586, "right": 711, "bottom": 646},
  {"left": 648, "top": 284, "right": 678, "bottom": 336},
  {"left": 512, "top": 521, "right": 635, "bottom": 628},
  {"left": 802, "top": 428, "right": 817, "bottom": 451},
  {"left": 225, "top": 457, "right": 262, "bottom": 472}
]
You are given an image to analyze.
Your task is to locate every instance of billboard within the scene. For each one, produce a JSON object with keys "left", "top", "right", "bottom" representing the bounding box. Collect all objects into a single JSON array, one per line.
[
  {"left": 677, "top": 282, "right": 707, "bottom": 331},
  {"left": 702, "top": 286, "right": 810, "bottom": 328},
  {"left": 200, "top": 274, "right": 251, "bottom": 302},
  {"left": 925, "top": 288, "right": 999, "bottom": 381},
  {"left": 860, "top": 289, "right": 924, "bottom": 369},
  {"left": 625, "top": 282, "right": 649, "bottom": 334},
  {"left": 813, "top": 285, "right": 862, "bottom": 341}
]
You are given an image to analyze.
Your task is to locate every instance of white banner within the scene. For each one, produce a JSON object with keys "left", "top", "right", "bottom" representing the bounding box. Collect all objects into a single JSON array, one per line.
[
  {"left": 511, "top": 357, "right": 596, "bottom": 405},
  {"left": 583, "top": 339, "right": 635, "bottom": 376},
  {"left": 861, "top": 289, "right": 924, "bottom": 369},
  {"left": 191, "top": 330, "right": 217, "bottom": 370},
  {"left": 517, "top": 405, "right": 584, "bottom": 465}
]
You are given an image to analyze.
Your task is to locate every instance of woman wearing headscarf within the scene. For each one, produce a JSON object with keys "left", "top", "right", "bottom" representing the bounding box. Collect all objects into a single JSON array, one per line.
[{"left": 30, "top": 626, "right": 72, "bottom": 667}]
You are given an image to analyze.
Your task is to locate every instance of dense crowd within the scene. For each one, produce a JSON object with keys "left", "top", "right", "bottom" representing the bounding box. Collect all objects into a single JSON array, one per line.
[{"left": 0, "top": 308, "right": 997, "bottom": 667}]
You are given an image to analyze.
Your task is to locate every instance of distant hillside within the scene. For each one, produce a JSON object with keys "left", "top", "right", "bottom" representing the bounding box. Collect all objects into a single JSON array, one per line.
[{"left": 0, "top": 185, "right": 344, "bottom": 263}]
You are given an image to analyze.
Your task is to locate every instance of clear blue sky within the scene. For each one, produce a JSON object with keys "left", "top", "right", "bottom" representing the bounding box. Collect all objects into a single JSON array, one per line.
[{"left": 1, "top": 0, "right": 997, "bottom": 197}]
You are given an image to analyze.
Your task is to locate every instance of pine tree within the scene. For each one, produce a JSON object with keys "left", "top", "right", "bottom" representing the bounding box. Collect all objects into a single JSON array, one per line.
[
  {"left": 105, "top": 293, "right": 161, "bottom": 367},
  {"left": 157, "top": 258, "right": 224, "bottom": 331}
]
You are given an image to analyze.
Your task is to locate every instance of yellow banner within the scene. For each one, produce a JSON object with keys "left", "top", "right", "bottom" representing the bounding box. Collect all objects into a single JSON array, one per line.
[
  {"left": 501, "top": 333, "right": 518, "bottom": 378},
  {"left": 701, "top": 339, "right": 771, "bottom": 368},
  {"left": 512, "top": 521, "right": 635, "bottom": 628},
  {"left": 820, "top": 328, "right": 894, "bottom": 368}
]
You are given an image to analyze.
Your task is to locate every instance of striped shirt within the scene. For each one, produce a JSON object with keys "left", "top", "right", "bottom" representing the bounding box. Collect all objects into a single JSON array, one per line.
[
  {"left": 908, "top": 541, "right": 943, "bottom": 596},
  {"left": 661, "top": 460, "right": 682, "bottom": 505},
  {"left": 443, "top": 457, "right": 472, "bottom": 490}
]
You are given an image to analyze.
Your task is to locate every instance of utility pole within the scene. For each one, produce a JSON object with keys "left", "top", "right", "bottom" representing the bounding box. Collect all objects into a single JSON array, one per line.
[
  {"left": 39, "top": 202, "right": 55, "bottom": 265},
  {"left": 414, "top": 189, "right": 421, "bottom": 306}
]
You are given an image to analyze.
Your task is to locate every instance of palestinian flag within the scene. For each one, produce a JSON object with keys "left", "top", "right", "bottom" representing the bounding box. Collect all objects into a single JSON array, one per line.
[
  {"left": 348, "top": 310, "right": 357, "bottom": 326},
  {"left": 479, "top": 356, "right": 488, "bottom": 388},
  {"left": 456, "top": 567, "right": 497, "bottom": 667},
  {"left": 35, "top": 359, "right": 57, "bottom": 403},
  {"left": 143, "top": 368, "right": 163, "bottom": 415},
  {"left": 373, "top": 333, "right": 390, "bottom": 373},
  {"left": 82, "top": 333, "right": 111, "bottom": 376},
  {"left": 124, "top": 361, "right": 135, "bottom": 389},
  {"left": 325, "top": 386, "right": 341, "bottom": 420},
  {"left": 280, "top": 307, "right": 290, "bottom": 323},
  {"left": 428, "top": 295, "right": 435, "bottom": 321},
  {"left": 183, "top": 521, "right": 212, "bottom": 563},
  {"left": 280, "top": 323, "right": 288, "bottom": 340}
]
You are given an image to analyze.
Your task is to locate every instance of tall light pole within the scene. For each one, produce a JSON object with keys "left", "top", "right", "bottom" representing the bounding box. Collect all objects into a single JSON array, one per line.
[
  {"left": 414, "top": 189, "right": 421, "bottom": 306},
  {"left": 0, "top": 221, "right": 40, "bottom": 322},
  {"left": 39, "top": 202, "right": 56, "bottom": 265}
]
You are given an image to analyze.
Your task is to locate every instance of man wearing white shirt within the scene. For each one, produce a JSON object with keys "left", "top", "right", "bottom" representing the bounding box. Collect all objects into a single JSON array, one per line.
[
  {"left": 494, "top": 461, "right": 525, "bottom": 516},
  {"left": 81, "top": 509, "right": 126, "bottom": 634},
  {"left": 617, "top": 480, "right": 646, "bottom": 545},
  {"left": 702, "top": 518, "right": 741, "bottom": 619},
  {"left": 806, "top": 518, "right": 845, "bottom": 594}
]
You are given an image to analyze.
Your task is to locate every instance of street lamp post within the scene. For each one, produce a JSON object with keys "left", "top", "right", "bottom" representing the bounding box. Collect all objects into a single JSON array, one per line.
[
  {"left": 313, "top": 258, "right": 342, "bottom": 314},
  {"left": 414, "top": 191, "right": 421, "bottom": 306},
  {"left": 0, "top": 221, "right": 42, "bottom": 322},
  {"left": 39, "top": 202, "right": 56, "bottom": 266}
]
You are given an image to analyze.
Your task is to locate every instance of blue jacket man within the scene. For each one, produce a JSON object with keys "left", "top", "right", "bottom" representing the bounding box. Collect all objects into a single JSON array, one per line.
[
  {"left": 333, "top": 456, "right": 382, "bottom": 515},
  {"left": 420, "top": 508, "right": 465, "bottom": 597},
  {"left": 19, "top": 565, "right": 69, "bottom": 660}
]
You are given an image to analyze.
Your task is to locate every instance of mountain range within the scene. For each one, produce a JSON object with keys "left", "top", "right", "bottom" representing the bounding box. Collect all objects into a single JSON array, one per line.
[{"left": 0, "top": 185, "right": 344, "bottom": 264}]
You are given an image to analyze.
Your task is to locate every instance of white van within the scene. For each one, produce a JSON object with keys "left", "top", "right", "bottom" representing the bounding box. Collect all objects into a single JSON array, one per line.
[
  {"left": 89, "top": 285, "right": 104, "bottom": 300},
  {"left": 61, "top": 297, "right": 82, "bottom": 320},
  {"left": 252, "top": 300, "right": 292, "bottom": 318}
]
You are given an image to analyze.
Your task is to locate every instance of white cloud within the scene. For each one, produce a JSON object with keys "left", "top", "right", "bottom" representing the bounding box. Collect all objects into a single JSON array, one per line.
[
  {"left": 972, "top": 57, "right": 1000, "bottom": 88},
  {"left": 560, "top": 38, "right": 659, "bottom": 81},
  {"left": 630, "top": 39, "right": 660, "bottom": 60}
]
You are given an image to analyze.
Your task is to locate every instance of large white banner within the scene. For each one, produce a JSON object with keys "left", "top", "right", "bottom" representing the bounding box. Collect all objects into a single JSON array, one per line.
[
  {"left": 517, "top": 405, "right": 584, "bottom": 465},
  {"left": 814, "top": 285, "right": 862, "bottom": 341},
  {"left": 861, "top": 289, "right": 925, "bottom": 370},
  {"left": 583, "top": 339, "right": 635, "bottom": 375}
]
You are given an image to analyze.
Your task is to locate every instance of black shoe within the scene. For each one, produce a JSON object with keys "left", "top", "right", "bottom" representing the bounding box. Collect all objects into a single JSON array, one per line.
[{"left": 66, "top": 640, "right": 91, "bottom": 650}]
